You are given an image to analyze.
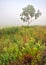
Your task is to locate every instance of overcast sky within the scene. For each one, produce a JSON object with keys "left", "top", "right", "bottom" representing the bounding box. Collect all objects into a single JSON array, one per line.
[{"left": 0, "top": 0, "right": 46, "bottom": 27}]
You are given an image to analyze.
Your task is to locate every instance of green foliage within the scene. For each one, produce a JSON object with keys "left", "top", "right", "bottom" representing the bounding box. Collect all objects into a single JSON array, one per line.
[
  {"left": 0, "top": 39, "right": 45, "bottom": 65},
  {"left": 0, "top": 26, "right": 46, "bottom": 65},
  {"left": 35, "top": 10, "right": 41, "bottom": 19},
  {"left": 20, "top": 5, "right": 41, "bottom": 25}
]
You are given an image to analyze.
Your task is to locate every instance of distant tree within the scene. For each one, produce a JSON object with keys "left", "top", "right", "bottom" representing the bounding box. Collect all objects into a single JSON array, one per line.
[{"left": 20, "top": 5, "right": 41, "bottom": 25}]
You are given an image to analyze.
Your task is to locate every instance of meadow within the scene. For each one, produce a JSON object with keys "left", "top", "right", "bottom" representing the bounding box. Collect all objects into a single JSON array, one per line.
[{"left": 0, "top": 26, "right": 46, "bottom": 65}]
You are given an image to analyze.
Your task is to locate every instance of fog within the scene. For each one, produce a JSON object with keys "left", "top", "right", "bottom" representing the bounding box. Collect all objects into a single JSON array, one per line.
[{"left": 0, "top": 0, "right": 46, "bottom": 27}]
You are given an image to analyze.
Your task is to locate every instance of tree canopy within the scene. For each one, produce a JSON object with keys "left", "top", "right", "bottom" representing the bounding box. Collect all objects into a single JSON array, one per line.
[{"left": 20, "top": 5, "right": 41, "bottom": 25}]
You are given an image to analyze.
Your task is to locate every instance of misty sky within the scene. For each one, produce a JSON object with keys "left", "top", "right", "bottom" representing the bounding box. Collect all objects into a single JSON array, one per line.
[{"left": 0, "top": 0, "right": 46, "bottom": 27}]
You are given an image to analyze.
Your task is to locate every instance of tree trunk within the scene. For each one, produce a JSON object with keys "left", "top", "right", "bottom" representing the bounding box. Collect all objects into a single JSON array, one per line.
[
  {"left": 30, "top": 18, "right": 32, "bottom": 23},
  {"left": 27, "top": 18, "right": 32, "bottom": 26},
  {"left": 28, "top": 21, "right": 30, "bottom": 26}
]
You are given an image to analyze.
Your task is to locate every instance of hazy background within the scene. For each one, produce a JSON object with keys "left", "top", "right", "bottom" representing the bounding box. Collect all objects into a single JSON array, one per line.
[{"left": 0, "top": 0, "right": 46, "bottom": 27}]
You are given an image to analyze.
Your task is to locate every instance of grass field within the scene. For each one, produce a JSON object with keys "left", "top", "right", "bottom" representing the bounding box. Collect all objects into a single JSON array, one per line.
[{"left": 0, "top": 26, "right": 46, "bottom": 65}]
